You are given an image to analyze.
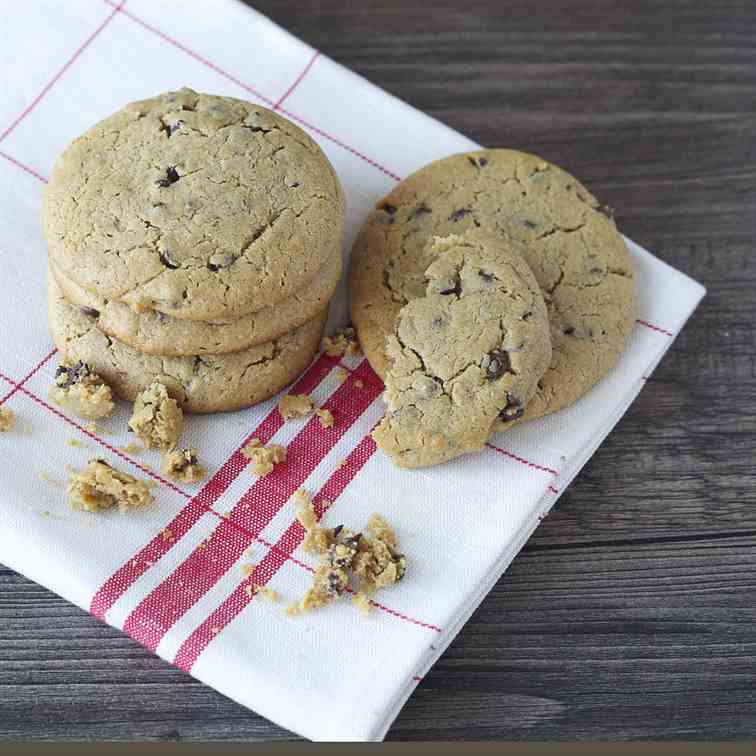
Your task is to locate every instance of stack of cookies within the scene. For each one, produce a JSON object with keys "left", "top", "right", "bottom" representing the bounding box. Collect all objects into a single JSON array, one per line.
[
  {"left": 42, "top": 89, "right": 345, "bottom": 413},
  {"left": 349, "top": 149, "right": 636, "bottom": 468}
]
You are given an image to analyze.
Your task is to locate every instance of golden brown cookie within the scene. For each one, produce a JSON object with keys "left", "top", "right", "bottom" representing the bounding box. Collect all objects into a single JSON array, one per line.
[
  {"left": 349, "top": 149, "right": 635, "bottom": 422},
  {"left": 43, "top": 88, "right": 344, "bottom": 321}
]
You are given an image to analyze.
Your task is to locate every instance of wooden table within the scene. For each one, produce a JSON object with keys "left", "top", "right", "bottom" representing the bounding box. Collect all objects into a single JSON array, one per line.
[{"left": 1, "top": 0, "right": 754, "bottom": 741}]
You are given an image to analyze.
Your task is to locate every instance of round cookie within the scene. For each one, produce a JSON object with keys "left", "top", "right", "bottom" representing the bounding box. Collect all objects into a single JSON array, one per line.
[
  {"left": 372, "top": 231, "right": 551, "bottom": 468},
  {"left": 350, "top": 149, "right": 635, "bottom": 422},
  {"left": 43, "top": 87, "right": 345, "bottom": 321},
  {"left": 48, "top": 277, "right": 326, "bottom": 414},
  {"left": 49, "top": 249, "right": 341, "bottom": 356}
]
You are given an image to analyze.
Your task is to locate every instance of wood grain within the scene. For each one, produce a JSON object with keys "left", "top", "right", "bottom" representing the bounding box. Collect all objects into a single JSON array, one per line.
[{"left": 1, "top": 0, "right": 755, "bottom": 741}]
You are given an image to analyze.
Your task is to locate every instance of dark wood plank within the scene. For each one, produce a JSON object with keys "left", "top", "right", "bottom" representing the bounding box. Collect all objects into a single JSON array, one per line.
[{"left": 1, "top": 0, "right": 755, "bottom": 741}]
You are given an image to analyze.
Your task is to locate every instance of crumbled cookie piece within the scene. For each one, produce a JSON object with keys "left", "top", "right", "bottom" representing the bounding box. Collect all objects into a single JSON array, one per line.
[
  {"left": 161, "top": 448, "right": 206, "bottom": 483},
  {"left": 242, "top": 438, "right": 287, "bottom": 476},
  {"left": 354, "top": 379, "right": 364, "bottom": 389},
  {"left": 352, "top": 518, "right": 407, "bottom": 592},
  {"left": 290, "top": 492, "right": 406, "bottom": 616},
  {"left": 121, "top": 442, "right": 143, "bottom": 454},
  {"left": 321, "top": 326, "right": 362, "bottom": 358},
  {"left": 244, "top": 582, "right": 280, "bottom": 602},
  {"left": 66, "top": 438, "right": 88, "bottom": 448},
  {"left": 129, "top": 381, "right": 183, "bottom": 452},
  {"left": 67, "top": 458, "right": 153, "bottom": 512},
  {"left": 333, "top": 367, "right": 349, "bottom": 384},
  {"left": 278, "top": 393, "right": 314, "bottom": 420},
  {"left": 51, "top": 361, "right": 114, "bottom": 420},
  {"left": 315, "top": 408, "right": 334, "bottom": 428},
  {"left": 295, "top": 489, "right": 334, "bottom": 554},
  {"left": 240, "top": 563, "right": 281, "bottom": 602},
  {"left": 0, "top": 407, "right": 14, "bottom": 432},
  {"left": 352, "top": 591, "right": 373, "bottom": 616}
]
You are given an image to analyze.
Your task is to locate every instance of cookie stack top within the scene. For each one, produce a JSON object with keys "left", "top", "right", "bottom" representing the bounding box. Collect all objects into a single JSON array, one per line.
[
  {"left": 43, "top": 89, "right": 345, "bottom": 412},
  {"left": 44, "top": 87, "right": 345, "bottom": 321}
]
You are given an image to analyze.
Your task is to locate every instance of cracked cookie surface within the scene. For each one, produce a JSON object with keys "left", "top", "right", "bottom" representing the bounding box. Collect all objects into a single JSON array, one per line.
[
  {"left": 48, "top": 276, "right": 326, "bottom": 413},
  {"left": 43, "top": 87, "right": 345, "bottom": 321},
  {"left": 372, "top": 232, "right": 551, "bottom": 468},
  {"left": 50, "top": 250, "right": 340, "bottom": 355},
  {"left": 349, "top": 149, "right": 635, "bottom": 422}
]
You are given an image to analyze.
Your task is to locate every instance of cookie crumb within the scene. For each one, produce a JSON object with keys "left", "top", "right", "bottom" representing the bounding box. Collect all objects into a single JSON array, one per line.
[
  {"left": 241, "top": 438, "right": 287, "bottom": 476},
  {"left": 67, "top": 458, "right": 153, "bottom": 513},
  {"left": 294, "top": 489, "right": 334, "bottom": 554},
  {"left": 333, "top": 367, "right": 349, "bottom": 384},
  {"left": 0, "top": 407, "right": 14, "bottom": 432},
  {"left": 354, "top": 379, "right": 364, "bottom": 389},
  {"left": 121, "top": 442, "right": 143, "bottom": 454},
  {"left": 66, "top": 438, "right": 88, "bottom": 448},
  {"left": 84, "top": 422, "right": 104, "bottom": 435},
  {"left": 315, "top": 408, "right": 334, "bottom": 428},
  {"left": 51, "top": 361, "right": 114, "bottom": 420},
  {"left": 161, "top": 528, "right": 174, "bottom": 542},
  {"left": 240, "top": 563, "right": 256, "bottom": 577},
  {"left": 320, "top": 326, "right": 362, "bottom": 358},
  {"left": 352, "top": 592, "right": 373, "bottom": 616},
  {"left": 161, "top": 448, "right": 206, "bottom": 483},
  {"left": 39, "top": 472, "right": 64, "bottom": 488},
  {"left": 244, "top": 582, "right": 280, "bottom": 602},
  {"left": 289, "top": 503, "right": 406, "bottom": 616},
  {"left": 129, "top": 381, "right": 183, "bottom": 452},
  {"left": 278, "top": 393, "right": 313, "bottom": 420}
]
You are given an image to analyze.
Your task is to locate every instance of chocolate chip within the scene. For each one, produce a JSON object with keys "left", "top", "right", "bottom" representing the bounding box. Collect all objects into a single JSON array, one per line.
[
  {"left": 174, "top": 451, "right": 197, "bottom": 471},
  {"left": 563, "top": 326, "right": 575, "bottom": 335},
  {"left": 161, "top": 119, "right": 184, "bottom": 137},
  {"left": 343, "top": 532, "right": 362, "bottom": 550},
  {"left": 467, "top": 156, "right": 488, "bottom": 168},
  {"left": 155, "top": 166, "right": 180, "bottom": 187},
  {"left": 159, "top": 250, "right": 179, "bottom": 269},
  {"left": 290, "top": 182, "right": 300, "bottom": 188},
  {"left": 332, "top": 525, "right": 344, "bottom": 538},
  {"left": 448, "top": 207, "right": 471, "bottom": 222},
  {"left": 479, "top": 270, "right": 494, "bottom": 283},
  {"left": 381, "top": 202, "right": 397, "bottom": 215},
  {"left": 522, "top": 311, "right": 533, "bottom": 321},
  {"left": 409, "top": 202, "right": 431, "bottom": 221},
  {"left": 54, "top": 361, "right": 90, "bottom": 389},
  {"left": 79, "top": 306, "right": 100, "bottom": 318},
  {"left": 484, "top": 349, "right": 511, "bottom": 379},
  {"left": 207, "top": 253, "right": 236, "bottom": 272},
  {"left": 326, "top": 571, "right": 345, "bottom": 597},
  {"left": 522, "top": 219, "right": 537, "bottom": 229},
  {"left": 498, "top": 393, "right": 524, "bottom": 422},
  {"left": 436, "top": 276, "right": 461, "bottom": 296},
  {"left": 589, "top": 266, "right": 604, "bottom": 275}
]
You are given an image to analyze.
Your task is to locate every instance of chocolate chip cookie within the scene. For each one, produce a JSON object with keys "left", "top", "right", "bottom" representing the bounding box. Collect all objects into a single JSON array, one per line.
[
  {"left": 49, "top": 250, "right": 340, "bottom": 355},
  {"left": 372, "top": 232, "right": 551, "bottom": 468},
  {"left": 48, "top": 276, "right": 326, "bottom": 413},
  {"left": 43, "top": 88, "right": 345, "bottom": 321},
  {"left": 350, "top": 149, "right": 635, "bottom": 422}
]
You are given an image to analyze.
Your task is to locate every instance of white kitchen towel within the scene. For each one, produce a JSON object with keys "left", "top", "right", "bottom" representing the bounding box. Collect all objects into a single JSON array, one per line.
[{"left": 0, "top": 0, "right": 705, "bottom": 742}]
